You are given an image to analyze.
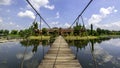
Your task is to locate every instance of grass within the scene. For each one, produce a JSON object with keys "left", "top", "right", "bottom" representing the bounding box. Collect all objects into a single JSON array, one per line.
[
  {"left": 64, "top": 36, "right": 98, "bottom": 40},
  {"left": 28, "top": 36, "right": 50, "bottom": 40},
  {"left": 1, "top": 34, "right": 120, "bottom": 40},
  {"left": 8, "top": 34, "right": 20, "bottom": 37},
  {"left": 64, "top": 35, "right": 120, "bottom": 40}
]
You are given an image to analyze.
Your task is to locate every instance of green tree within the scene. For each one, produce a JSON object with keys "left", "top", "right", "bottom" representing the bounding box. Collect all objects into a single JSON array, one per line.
[
  {"left": 24, "top": 29, "right": 32, "bottom": 38},
  {"left": 0, "top": 30, "right": 4, "bottom": 35},
  {"left": 42, "top": 28, "right": 48, "bottom": 35},
  {"left": 11, "top": 30, "right": 18, "bottom": 35},
  {"left": 30, "top": 22, "right": 39, "bottom": 36},
  {"left": 73, "top": 24, "right": 82, "bottom": 36},
  {"left": 3, "top": 30, "right": 9, "bottom": 35},
  {"left": 96, "top": 28, "right": 101, "bottom": 35},
  {"left": 19, "top": 30, "right": 25, "bottom": 37},
  {"left": 91, "top": 24, "right": 93, "bottom": 35}
]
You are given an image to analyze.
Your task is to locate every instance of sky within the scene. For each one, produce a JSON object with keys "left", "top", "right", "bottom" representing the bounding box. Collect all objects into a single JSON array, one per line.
[{"left": 0, "top": 0, "right": 120, "bottom": 31}]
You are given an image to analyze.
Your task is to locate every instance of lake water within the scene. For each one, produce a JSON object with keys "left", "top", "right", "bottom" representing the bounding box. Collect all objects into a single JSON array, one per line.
[
  {"left": 67, "top": 38, "right": 120, "bottom": 68},
  {"left": 0, "top": 38, "right": 120, "bottom": 68},
  {"left": 0, "top": 40, "right": 51, "bottom": 68}
]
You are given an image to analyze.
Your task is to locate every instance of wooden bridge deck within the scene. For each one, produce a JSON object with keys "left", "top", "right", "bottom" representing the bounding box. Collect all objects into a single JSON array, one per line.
[{"left": 38, "top": 36, "right": 82, "bottom": 68}]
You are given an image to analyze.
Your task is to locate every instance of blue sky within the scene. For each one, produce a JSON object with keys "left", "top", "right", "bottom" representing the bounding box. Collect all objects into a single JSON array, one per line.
[{"left": 0, "top": 0, "right": 120, "bottom": 30}]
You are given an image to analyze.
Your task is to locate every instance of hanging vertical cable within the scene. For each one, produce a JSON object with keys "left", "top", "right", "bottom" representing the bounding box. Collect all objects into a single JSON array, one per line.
[
  {"left": 26, "top": 0, "right": 51, "bottom": 29},
  {"left": 40, "top": 17, "right": 42, "bottom": 42},
  {"left": 69, "top": 0, "right": 93, "bottom": 28},
  {"left": 80, "top": 16, "right": 98, "bottom": 68}
]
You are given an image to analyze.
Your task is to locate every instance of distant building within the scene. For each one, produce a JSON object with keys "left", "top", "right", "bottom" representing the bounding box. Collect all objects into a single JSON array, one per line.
[{"left": 38, "top": 27, "right": 74, "bottom": 36}]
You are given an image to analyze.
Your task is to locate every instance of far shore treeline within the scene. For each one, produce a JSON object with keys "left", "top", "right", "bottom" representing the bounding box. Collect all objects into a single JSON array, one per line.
[{"left": 0, "top": 22, "right": 120, "bottom": 40}]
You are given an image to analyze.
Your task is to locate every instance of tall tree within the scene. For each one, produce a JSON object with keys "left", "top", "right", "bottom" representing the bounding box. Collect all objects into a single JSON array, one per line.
[
  {"left": 0, "top": 30, "right": 4, "bottom": 35},
  {"left": 96, "top": 28, "right": 101, "bottom": 35},
  {"left": 11, "top": 30, "right": 18, "bottom": 35},
  {"left": 91, "top": 24, "right": 93, "bottom": 35},
  {"left": 4, "top": 30, "right": 9, "bottom": 35},
  {"left": 74, "top": 24, "right": 82, "bottom": 36},
  {"left": 42, "top": 28, "right": 48, "bottom": 35}
]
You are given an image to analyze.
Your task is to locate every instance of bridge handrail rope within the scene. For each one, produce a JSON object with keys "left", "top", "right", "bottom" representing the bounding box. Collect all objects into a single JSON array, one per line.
[
  {"left": 81, "top": 15, "right": 98, "bottom": 68},
  {"left": 26, "top": 0, "right": 51, "bottom": 29},
  {"left": 40, "top": 16, "right": 42, "bottom": 41},
  {"left": 81, "top": 16, "right": 85, "bottom": 28},
  {"left": 33, "top": 14, "right": 38, "bottom": 23},
  {"left": 69, "top": 0, "right": 93, "bottom": 28},
  {"left": 20, "top": 40, "right": 30, "bottom": 68}
]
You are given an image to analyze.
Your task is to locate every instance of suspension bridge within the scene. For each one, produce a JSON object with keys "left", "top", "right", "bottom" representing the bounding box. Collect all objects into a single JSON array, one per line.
[
  {"left": 38, "top": 36, "right": 82, "bottom": 68},
  {"left": 26, "top": 0, "right": 93, "bottom": 68}
]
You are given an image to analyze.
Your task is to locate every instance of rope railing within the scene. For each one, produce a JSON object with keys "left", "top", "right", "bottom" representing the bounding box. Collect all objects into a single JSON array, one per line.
[
  {"left": 81, "top": 15, "right": 98, "bottom": 68},
  {"left": 69, "top": 0, "right": 93, "bottom": 28},
  {"left": 26, "top": 0, "right": 51, "bottom": 29}
]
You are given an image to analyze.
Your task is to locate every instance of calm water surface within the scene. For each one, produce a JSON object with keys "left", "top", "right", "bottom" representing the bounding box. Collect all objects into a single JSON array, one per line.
[
  {"left": 0, "top": 40, "right": 51, "bottom": 68},
  {"left": 0, "top": 38, "right": 120, "bottom": 68},
  {"left": 67, "top": 38, "right": 120, "bottom": 68}
]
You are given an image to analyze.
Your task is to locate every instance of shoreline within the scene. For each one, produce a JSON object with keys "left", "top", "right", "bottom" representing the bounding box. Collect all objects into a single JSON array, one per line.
[
  {"left": 0, "top": 39, "right": 23, "bottom": 43},
  {"left": 64, "top": 35, "right": 120, "bottom": 40},
  {"left": 0, "top": 35, "right": 120, "bottom": 43}
]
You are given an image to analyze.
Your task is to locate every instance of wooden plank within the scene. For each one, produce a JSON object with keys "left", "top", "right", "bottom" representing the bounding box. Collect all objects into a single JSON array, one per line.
[{"left": 38, "top": 36, "right": 82, "bottom": 68}]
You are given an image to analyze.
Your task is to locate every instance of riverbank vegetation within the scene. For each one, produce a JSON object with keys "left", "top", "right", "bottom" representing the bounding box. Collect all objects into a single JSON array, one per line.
[{"left": 0, "top": 22, "right": 120, "bottom": 40}]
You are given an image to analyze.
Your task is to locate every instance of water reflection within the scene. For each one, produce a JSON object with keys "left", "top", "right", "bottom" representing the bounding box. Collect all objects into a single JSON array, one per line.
[
  {"left": 19, "top": 39, "right": 51, "bottom": 68},
  {"left": 67, "top": 38, "right": 120, "bottom": 68},
  {"left": 0, "top": 37, "right": 54, "bottom": 68}
]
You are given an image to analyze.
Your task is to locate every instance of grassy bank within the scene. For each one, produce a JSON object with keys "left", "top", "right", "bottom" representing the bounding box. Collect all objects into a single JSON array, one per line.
[
  {"left": 64, "top": 35, "right": 120, "bottom": 40},
  {"left": 28, "top": 35, "right": 120, "bottom": 40},
  {"left": 28, "top": 36, "right": 50, "bottom": 40},
  {"left": 1, "top": 35, "right": 120, "bottom": 40}
]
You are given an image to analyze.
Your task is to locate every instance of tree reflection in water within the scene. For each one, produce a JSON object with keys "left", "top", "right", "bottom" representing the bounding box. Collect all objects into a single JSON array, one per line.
[
  {"left": 66, "top": 38, "right": 111, "bottom": 68},
  {"left": 19, "top": 39, "right": 51, "bottom": 68}
]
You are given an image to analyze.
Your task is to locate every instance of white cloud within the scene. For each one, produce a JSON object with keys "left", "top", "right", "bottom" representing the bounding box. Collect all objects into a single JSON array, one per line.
[
  {"left": 0, "top": 17, "right": 3, "bottom": 23},
  {"left": 104, "top": 39, "right": 120, "bottom": 47},
  {"left": 37, "top": 22, "right": 44, "bottom": 26},
  {"left": 6, "top": 9, "right": 10, "bottom": 12},
  {"left": 18, "top": 10, "right": 35, "bottom": 19},
  {"left": 88, "top": 6, "right": 117, "bottom": 25},
  {"left": 95, "top": 21, "right": 120, "bottom": 31},
  {"left": 64, "top": 23, "right": 70, "bottom": 28},
  {"left": 16, "top": 51, "right": 33, "bottom": 60},
  {"left": 0, "top": 0, "right": 11, "bottom": 5},
  {"left": 114, "top": 10, "right": 118, "bottom": 12},
  {"left": 100, "top": 6, "right": 115, "bottom": 17},
  {"left": 88, "top": 14, "right": 102, "bottom": 25},
  {"left": 51, "top": 21, "right": 59, "bottom": 25},
  {"left": 16, "top": 25, "right": 20, "bottom": 27},
  {"left": 50, "top": 22, "right": 70, "bottom": 28},
  {"left": 9, "top": 22, "right": 14, "bottom": 25},
  {"left": 28, "top": 0, "right": 55, "bottom": 10},
  {"left": 44, "top": 5, "right": 55, "bottom": 10},
  {"left": 55, "top": 12, "right": 60, "bottom": 18},
  {"left": 50, "top": 21, "right": 62, "bottom": 28},
  {"left": 93, "top": 46, "right": 113, "bottom": 63},
  {"left": 0, "top": 21, "right": 22, "bottom": 30}
]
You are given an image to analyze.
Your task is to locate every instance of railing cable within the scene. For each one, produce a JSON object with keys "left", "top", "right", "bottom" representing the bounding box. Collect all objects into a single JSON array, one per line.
[
  {"left": 26, "top": 0, "right": 51, "bottom": 29},
  {"left": 69, "top": 0, "right": 93, "bottom": 28},
  {"left": 81, "top": 16, "right": 98, "bottom": 68}
]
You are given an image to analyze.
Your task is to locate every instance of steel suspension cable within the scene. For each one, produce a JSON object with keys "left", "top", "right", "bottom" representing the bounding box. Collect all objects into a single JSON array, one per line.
[
  {"left": 26, "top": 0, "right": 51, "bottom": 29},
  {"left": 33, "top": 14, "right": 38, "bottom": 23},
  {"left": 69, "top": 0, "right": 93, "bottom": 28},
  {"left": 40, "top": 17, "right": 42, "bottom": 42},
  {"left": 81, "top": 16, "right": 98, "bottom": 68},
  {"left": 81, "top": 16, "right": 85, "bottom": 28}
]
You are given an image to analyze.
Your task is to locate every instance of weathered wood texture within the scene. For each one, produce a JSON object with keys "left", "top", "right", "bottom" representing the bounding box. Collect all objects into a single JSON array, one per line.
[{"left": 38, "top": 36, "right": 82, "bottom": 68}]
